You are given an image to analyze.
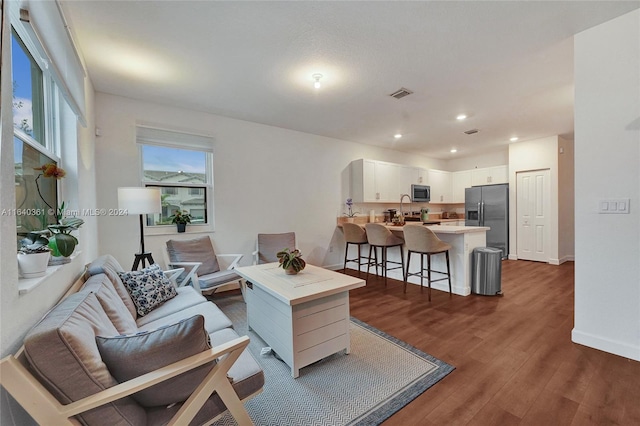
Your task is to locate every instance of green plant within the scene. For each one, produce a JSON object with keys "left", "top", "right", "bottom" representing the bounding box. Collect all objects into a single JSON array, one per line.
[
  {"left": 276, "top": 248, "right": 306, "bottom": 273},
  {"left": 48, "top": 217, "right": 84, "bottom": 257},
  {"left": 170, "top": 210, "right": 192, "bottom": 225},
  {"left": 18, "top": 231, "right": 51, "bottom": 254}
]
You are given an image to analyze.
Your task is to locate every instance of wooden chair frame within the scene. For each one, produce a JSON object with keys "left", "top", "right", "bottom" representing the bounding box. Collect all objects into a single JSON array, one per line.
[{"left": 0, "top": 336, "right": 258, "bottom": 425}]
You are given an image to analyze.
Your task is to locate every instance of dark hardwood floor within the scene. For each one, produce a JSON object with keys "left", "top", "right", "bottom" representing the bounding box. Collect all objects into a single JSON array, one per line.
[{"left": 346, "top": 260, "right": 640, "bottom": 425}]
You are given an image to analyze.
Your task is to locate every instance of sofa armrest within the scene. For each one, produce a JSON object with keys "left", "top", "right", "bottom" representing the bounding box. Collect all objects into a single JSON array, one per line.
[
  {"left": 0, "top": 336, "right": 254, "bottom": 426},
  {"left": 217, "top": 254, "right": 243, "bottom": 271}
]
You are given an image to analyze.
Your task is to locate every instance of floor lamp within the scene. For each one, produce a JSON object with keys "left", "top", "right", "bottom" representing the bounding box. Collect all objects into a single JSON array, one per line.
[{"left": 118, "top": 187, "right": 162, "bottom": 270}]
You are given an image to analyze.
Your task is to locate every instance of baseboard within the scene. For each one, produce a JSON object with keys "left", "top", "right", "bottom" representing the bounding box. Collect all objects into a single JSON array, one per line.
[
  {"left": 549, "top": 258, "right": 560, "bottom": 265},
  {"left": 571, "top": 328, "right": 640, "bottom": 361},
  {"left": 324, "top": 263, "right": 344, "bottom": 271},
  {"left": 508, "top": 254, "right": 518, "bottom": 260}
]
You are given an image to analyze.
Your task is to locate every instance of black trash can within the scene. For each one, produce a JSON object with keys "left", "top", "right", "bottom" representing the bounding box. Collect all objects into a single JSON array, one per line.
[{"left": 471, "top": 247, "right": 503, "bottom": 295}]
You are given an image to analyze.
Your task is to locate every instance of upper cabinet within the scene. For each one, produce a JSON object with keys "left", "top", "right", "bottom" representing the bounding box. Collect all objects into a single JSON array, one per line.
[
  {"left": 351, "top": 159, "right": 507, "bottom": 204},
  {"left": 452, "top": 170, "right": 472, "bottom": 203},
  {"left": 471, "top": 165, "right": 508, "bottom": 186},
  {"left": 427, "top": 169, "right": 452, "bottom": 204},
  {"left": 351, "top": 159, "right": 401, "bottom": 202}
]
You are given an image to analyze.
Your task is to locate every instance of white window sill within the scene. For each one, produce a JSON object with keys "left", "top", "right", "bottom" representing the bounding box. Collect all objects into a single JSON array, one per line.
[
  {"left": 18, "top": 251, "right": 82, "bottom": 295},
  {"left": 145, "top": 224, "right": 214, "bottom": 237}
]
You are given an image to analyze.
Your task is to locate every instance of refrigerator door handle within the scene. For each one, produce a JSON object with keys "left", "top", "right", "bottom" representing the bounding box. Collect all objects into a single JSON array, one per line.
[
  {"left": 480, "top": 201, "right": 485, "bottom": 225},
  {"left": 477, "top": 202, "right": 481, "bottom": 223}
]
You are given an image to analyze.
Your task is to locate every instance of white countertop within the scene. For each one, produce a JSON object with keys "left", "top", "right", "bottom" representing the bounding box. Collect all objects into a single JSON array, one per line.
[{"left": 387, "top": 223, "right": 489, "bottom": 234}]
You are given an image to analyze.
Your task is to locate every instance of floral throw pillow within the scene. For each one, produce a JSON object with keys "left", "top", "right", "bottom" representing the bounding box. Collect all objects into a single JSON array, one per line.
[{"left": 118, "top": 264, "right": 177, "bottom": 316}]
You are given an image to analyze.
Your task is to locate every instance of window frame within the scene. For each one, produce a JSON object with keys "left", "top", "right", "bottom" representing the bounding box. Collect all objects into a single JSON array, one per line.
[
  {"left": 12, "top": 21, "right": 64, "bottom": 238},
  {"left": 137, "top": 127, "right": 215, "bottom": 234}
]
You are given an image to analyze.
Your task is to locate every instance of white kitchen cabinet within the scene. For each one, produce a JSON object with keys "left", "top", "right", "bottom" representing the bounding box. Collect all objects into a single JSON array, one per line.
[
  {"left": 427, "top": 169, "right": 452, "bottom": 204},
  {"left": 398, "top": 165, "right": 421, "bottom": 198},
  {"left": 351, "top": 159, "right": 400, "bottom": 203},
  {"left": 452, "top": 170, "right": 472, "bottom": 203},
  {"left": 471, "top": 165, "right": 508, "bottom": 186}
]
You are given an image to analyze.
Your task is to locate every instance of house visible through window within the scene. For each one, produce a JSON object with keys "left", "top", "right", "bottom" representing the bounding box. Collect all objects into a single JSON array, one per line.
[{"left": 139, "top": 136, "right": 213, "bottom": 227}]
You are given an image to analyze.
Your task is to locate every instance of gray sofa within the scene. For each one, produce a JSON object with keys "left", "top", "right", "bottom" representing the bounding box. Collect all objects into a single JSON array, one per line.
[{"left": 16, "top": 255, "right": 263, "bottom": 425}]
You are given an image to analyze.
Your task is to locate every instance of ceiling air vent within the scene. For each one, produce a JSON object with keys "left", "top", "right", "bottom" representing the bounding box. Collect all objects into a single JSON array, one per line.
[
  {"left": 389, "top": 88, "right": 414, "bottom": 99},
  {"left": 464, "top": 128, "right": 480, "bottom": 135}
]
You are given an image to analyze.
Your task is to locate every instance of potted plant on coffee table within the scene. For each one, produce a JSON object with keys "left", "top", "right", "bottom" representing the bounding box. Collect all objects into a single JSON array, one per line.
[
  {"left": 277, "top": 248, "right": 306, "bottom": 275},
  {"left": 170, "top": 210, "right": 192, "bottom": 233},
  {"left": 17, "top": 231, "right": 52, "bottom": 278}
]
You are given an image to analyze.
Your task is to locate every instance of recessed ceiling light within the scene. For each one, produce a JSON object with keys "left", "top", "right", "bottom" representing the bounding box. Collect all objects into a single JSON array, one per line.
[
  {"left": 394, "top": 134, "right": 402, "bottom": 139},
  {"left": 510, "top": 137, "right": 519, "bottom": 142},
  {"left": 312, "top": 73, "right": 323, "bottom": 89},
  {"left": 450, "top": 148, "right": 458, "bottom": 153},
  {"left": 456, "top": 114, "right": 467, "bottom": 120}
]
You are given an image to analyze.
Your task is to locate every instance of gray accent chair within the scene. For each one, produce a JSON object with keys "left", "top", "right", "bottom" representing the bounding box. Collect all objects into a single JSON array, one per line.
[
  {"left": 166, "top": 236, "right": 243, "bottom": 295},
  {"left": 252, "top": 232, "right": 296, "bottom": 264}
]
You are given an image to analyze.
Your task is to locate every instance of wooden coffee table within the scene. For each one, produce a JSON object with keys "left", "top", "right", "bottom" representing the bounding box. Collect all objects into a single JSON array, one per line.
[{"left": 235, "top": 263, "right": 365, "bottom": 378}]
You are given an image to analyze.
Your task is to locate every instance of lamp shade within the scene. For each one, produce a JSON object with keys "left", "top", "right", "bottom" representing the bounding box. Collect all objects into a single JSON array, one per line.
[{"left": 117, "top": 187, "right": 161, "bottom": 215}]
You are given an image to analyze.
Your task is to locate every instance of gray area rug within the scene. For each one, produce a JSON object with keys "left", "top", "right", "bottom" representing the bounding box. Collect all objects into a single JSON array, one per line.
[{"left": 211, "top": 294, "right": 454, "bottom": 426}]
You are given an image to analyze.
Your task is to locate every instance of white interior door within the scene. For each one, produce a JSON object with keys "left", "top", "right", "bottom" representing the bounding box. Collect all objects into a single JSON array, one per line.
[{"left": 517, "top": 169, "right": 551, "bottom": 262}]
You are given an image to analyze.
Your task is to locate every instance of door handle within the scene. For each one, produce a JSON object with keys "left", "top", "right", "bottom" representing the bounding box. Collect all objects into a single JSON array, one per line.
[
  {"left": 477, "top": 202, "right": 481, "bottom": 223},
  {"left": 480, "top": 202, "right": 485, "bottom": 225}
]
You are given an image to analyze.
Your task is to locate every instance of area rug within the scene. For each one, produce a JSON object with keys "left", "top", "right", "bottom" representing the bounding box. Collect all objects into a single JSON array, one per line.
[{"left": 210, "top": 295, "right": 454, "bottom": 425}]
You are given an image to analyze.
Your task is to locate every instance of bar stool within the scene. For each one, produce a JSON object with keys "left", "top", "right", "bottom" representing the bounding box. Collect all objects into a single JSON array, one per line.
[
  {"left": 342, "top": 222, "right": 370, "bottom": 277},
  {"left": 365, "top": 223, "right": 405, "bottom": 286},
  {"left": 403, "top": 225, "right": 452, "bottom": 300}
]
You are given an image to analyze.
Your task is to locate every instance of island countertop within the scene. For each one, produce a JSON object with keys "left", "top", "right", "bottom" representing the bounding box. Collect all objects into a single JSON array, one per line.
[{"left": 337, "top": 221, "right": 489, "bottom": 234}]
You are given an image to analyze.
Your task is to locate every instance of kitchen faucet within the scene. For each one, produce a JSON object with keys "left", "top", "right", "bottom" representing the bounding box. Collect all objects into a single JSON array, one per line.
[{"left": 400, "top": 194, "right": 413, "bottom": 221}]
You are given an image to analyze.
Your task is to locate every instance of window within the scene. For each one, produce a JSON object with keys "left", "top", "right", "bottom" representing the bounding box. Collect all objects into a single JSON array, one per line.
[
  {"left": 12, "top": 30, "right": 45, "bottom": 145},
  {"left": 138, "top": 129, "right": 213, "bottom": 228},
  {"left": 12, "top": 26, "right": 63, "bottom": 240}
]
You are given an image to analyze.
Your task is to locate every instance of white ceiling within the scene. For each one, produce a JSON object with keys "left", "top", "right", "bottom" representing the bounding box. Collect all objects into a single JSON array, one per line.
[{"left": 60, "top": 1, "right": 639, "bottom": 159}]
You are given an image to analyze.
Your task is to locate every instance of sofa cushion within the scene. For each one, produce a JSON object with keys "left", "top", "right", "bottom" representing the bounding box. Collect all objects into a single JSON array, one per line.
[
  {"left": 118, "top": 264, "right": 178, "bottom": 316},
  {"left": 137, "top": 301, "right": 233, "bottom": 334},
  {"left": 86, "top": 254, "right": 138, "bottom": 319},
  {"left": 146, "top": 327, "right": 265, "bottom": 426},
  {"left": 96, "top": 315, "right": 215, "bottom": 407},
  {"left": 24, "top": 291, "right": 146, "bottom": 425},
  {"left": 166, "top": 236, "right": 220, "bottom": 276},
  {"left": 134, "top": 285, "right": 207, "bottom": 326},
  {"left": 81, "top": 273, "right": 138, "bottom": 334}
]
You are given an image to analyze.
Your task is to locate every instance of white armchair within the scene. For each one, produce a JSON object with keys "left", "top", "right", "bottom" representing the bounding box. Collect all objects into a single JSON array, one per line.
[{"left": 165, "top": 236, "right": 243, "bottom": 295}]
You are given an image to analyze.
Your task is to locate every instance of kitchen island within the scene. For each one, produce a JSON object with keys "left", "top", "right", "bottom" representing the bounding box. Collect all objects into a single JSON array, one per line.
[{"left": 338, "top": 222, "right": 489, "bottom": 296}]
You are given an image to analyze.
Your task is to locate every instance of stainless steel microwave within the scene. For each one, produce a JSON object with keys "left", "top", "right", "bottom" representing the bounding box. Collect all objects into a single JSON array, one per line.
[{"left": 411, "top": 184, "right": 431, "bottom": 202}]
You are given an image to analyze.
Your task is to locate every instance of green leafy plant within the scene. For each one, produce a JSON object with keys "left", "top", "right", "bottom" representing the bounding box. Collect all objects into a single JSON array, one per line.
[
  {"left": 170, "top": 210, "right": 192, "bottom": 225},
  {"left": 48, "top": 217, "right": 84, "bottom": 257},
  {"left": 18, "top": 231, "right": 51, "bottom": 254},
  {"left": 276, "top": 248, "right": 306, "bottom": 274}
]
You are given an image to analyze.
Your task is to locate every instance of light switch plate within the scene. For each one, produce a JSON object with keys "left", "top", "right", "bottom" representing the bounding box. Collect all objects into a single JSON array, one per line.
[{"left": 598, "top": 198, "right": 630, "bottom": 214}]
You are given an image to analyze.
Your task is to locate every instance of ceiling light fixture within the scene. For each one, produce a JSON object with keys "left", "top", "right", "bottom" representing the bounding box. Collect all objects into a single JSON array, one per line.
[
  {"left": 456, "top": 114, "right": 467, "bottom": 120},
  {"left": 450, "top": 148, "right": 458, "bottom": 153},
  {"left": 510, "top": 137, "right": 519, "bottom": 142},
  {"left": 313, "top": 73, "right": 323, "bottom": 89},
  {"left": 394, "top": 134, "right": 402, "bottom": 139}
]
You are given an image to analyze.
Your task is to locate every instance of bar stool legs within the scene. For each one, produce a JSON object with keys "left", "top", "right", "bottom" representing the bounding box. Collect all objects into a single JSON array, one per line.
[
  {"left": 404, "top": 249, "right": 452, "bottom": 301},
  {"left": 367, "top": 245, "right": 404, "bottom": 286},
  {"left": 343, "top": 242, "right": 370, "bottom": 277}
]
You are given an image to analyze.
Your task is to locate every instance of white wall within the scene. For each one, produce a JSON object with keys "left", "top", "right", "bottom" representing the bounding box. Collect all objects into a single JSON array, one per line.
[
  {"left": 446, "top": 147, "right": 509, "bottom": 172},
  {"left": 94, "top": 93, "right": 444, "bottom": 272},
  {"left": 573, "top": 10, "right": 640, "bottom": 361},
  {"left": 508, "top": 135, "right": 560, "bottom": 263},
  {"left": 558, "top": 137, "right": 575, "bottom": 262}
]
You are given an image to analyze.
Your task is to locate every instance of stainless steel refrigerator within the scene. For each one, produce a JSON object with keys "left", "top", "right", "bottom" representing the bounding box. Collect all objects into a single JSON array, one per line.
[{"left": 465, "top": 184, "right": 509, "bottom": 258}]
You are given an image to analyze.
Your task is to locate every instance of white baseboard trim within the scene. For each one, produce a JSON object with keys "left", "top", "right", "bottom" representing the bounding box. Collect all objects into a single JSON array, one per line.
[
  {"left": 324, "top": 263, "right": 344, "bottom": 271},
  {"left": 508, "top": 254, "right": 518, "bottom": 260},
  {"left": 571, "top": 328, "right": 640, "bottom": 361}
]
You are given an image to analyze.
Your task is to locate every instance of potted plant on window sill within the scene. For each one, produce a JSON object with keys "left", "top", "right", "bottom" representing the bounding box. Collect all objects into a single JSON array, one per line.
[
  {"left": 17, "top": 232, "right": 52, "bottom": 278},
  {"left": 48, "top": 216, "right": 85, "bottom": 264},
  {"left": 277, "top": 248, "right": 306, "bottom": 275},
  {"left": 170, "top": 210, "right": 192, "bottom": 233}
]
